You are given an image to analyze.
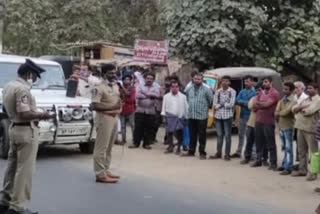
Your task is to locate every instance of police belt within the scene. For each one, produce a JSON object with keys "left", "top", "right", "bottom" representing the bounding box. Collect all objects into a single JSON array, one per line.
[{"left": 12, "top": 121, "right": 39, "bottom": 127}]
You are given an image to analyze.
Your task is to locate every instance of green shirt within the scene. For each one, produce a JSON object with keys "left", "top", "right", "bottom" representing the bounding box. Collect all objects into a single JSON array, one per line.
[
  {"left": 275, "top": 94, "right": 296, "bottom": 131},
  {"left": 186, "top": 84, "right": 213, "bottom": 120}
]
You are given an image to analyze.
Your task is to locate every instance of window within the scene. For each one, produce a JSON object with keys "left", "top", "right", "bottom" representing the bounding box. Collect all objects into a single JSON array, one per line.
[{"left": 0, "top": 62, "right": 66, "bottom": 89}]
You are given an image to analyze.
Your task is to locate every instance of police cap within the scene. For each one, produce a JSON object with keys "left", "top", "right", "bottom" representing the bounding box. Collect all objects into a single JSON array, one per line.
[{"left": 17, "top": 59, "right": 46, "bottom": 79}]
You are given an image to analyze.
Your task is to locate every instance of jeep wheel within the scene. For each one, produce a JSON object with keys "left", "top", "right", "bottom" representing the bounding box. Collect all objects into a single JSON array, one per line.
[
  {"left": 79, "top": 141, "right": 95, "bottom": 154},
  {"left": 0, "top": 119, "right": 10, "bottom": 159}
]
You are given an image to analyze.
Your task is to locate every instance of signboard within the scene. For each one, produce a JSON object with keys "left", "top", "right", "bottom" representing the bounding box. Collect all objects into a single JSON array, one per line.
[{"left": 134, "top": 40, "right": 169, "bottom": 64}]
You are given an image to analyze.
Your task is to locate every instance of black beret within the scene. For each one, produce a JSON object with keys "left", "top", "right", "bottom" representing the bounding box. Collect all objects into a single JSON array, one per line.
[{"left": 18, "top": 59, "right": 46, "bottom": 78}]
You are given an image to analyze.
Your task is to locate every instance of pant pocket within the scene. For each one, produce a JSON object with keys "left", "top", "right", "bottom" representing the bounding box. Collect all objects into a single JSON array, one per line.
[{"left": 11, "top": 126, "right": 34, "bottom": 143}]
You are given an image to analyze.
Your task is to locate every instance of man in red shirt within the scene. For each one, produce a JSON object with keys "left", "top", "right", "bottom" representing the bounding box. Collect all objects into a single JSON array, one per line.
[
  {"left": 252, "top": 77, "right": 280, "bottom": 170},
  {"left": 119, "top": 75, "right": 136, "bottom": 145}
]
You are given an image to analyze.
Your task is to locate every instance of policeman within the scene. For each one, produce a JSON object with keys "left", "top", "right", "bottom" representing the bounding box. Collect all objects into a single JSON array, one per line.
[
  {"left": 91, "top": 64, "right": 121, "bottom": 183},
  {"left": 0, "top": 59, "right": 55, "bottom": 214}
]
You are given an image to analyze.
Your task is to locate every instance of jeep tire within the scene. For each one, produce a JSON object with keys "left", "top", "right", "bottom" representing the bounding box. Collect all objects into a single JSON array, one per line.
[
  {"left": 0, "top": 119, "right": 10, "bottom": 159},
  {"left": 79, "top": 141, "right": 94, "bottom": 154}
]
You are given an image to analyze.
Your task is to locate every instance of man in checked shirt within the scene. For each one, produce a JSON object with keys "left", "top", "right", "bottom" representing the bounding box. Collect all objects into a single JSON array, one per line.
[{"left": 210, "top": 75, "right": 236, "bottom": 161}]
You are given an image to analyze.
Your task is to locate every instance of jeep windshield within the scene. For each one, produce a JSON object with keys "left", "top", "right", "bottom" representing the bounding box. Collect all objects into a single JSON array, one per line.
[{"left": 0, "top": 62, "right": 66, "bottom": 89}]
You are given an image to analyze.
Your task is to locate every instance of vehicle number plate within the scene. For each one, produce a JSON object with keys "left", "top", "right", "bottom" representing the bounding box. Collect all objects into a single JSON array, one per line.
[{"left": 58, "top": 128, "right": 88, "bottom": 136}]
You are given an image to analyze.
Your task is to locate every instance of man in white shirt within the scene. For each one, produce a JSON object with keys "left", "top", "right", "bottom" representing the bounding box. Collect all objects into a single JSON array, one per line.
[
  {"left": 294, "top": 81, "right": 308, "bottom": 104},
  {"left": 161, "top": 81, "right": 188, "bottom": 154},
  {"left": 293, "top": 81, "right": 308, "bottom": 168}
]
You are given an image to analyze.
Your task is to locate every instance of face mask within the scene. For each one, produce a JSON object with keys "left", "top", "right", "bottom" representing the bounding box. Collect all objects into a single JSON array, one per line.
[{"left": 171, "top": 88, "right": 179, "bottom": 95}]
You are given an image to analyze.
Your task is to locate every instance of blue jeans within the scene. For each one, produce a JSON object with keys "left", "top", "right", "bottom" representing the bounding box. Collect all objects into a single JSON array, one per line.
[
  {"left": 280, "top": 129, "right": 294, "bottom": 171},
  {"left": 215, "top": 118, "right": 233, "bottom": 156}
]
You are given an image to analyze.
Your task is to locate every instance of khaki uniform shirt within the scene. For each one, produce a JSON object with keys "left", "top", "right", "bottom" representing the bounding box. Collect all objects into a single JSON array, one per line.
[
  {"left": 2, "top": 78, "right": 37, "bottom": 124},
  {"left": 293, "top": 94, "right": 320, "bottom": 133},
  {"left": 91, "top": 80, "right": 121, "bottom": 115},
  {"left": 275, "top": 94, "right": 297, "bottom": 131},
  {"left": 247, "top": 97, "right": 256, "bottom": 128}
]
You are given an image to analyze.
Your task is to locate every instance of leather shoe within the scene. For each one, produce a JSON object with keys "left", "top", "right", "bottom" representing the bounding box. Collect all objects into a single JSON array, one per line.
[
  {"left": 209, "top": 153, "right": 221, "bottom": 160},
  {"left": 276, "top": 166, "right": 284, "bottom": 171},
  {"left": 240, "top": 159, "right": 250, "bottom": 165},
  {"left": 224, "top": 155, "right": 231, "bottom": 161},
  {"left": 143, "top": 145, "right": 152, "bottom": 150},
  {"left": 251, "top": 161, "right": 262, "bottom": 167},
  {"left": 96, "top": 175, "right": 119, "bottom": 183},
  {"left": 280, "top": 170, "right": 291, "bottom": 175},
  {"left": 230, "top": 153, "right": 241, "bottom": 158},
  {"left": 6, "top": 209, "right": 38, "bottom": 214},
  {"left": 107, "top": 172, "right": 120, "bottom": 179}
]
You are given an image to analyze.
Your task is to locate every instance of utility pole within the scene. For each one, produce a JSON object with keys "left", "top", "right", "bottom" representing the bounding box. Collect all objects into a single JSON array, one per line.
[{"left": 0, "top": 0, "right": 7, "bottom": 54}]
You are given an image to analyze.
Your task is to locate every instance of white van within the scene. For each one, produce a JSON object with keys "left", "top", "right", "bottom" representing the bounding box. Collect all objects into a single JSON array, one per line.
[{"left": 0, "top": 54, "right": 96, "bottom": 159}]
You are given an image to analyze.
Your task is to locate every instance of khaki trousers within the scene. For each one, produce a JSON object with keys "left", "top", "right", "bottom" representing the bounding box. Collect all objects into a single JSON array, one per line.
[
  {"left": 93, "top": 114, "right": 118, "bottom": 178},
  {"left": 0, "top": 125, "right": 39, "bottom": 212},
  {"left": 297, "top": 129, "right": 318, "bottom": 174}
]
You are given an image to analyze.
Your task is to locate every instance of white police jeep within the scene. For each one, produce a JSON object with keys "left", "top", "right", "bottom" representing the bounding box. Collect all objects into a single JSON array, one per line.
[{"left": 0, "top": 55, "right": 96, "bottom": 159}]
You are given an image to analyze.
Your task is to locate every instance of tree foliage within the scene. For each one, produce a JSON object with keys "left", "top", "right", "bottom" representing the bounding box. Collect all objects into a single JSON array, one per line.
[
  {"left": 3, "top": 0, "right": 165, "bottom": 56},
  {"left": 163, "top": 0, "right": 320, "bottom": 76}
]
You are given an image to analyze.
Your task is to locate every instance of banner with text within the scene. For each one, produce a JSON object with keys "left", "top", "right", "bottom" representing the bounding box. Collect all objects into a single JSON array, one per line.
[{"left": 134, "top": 40, "right": 169, "bottom": 64}]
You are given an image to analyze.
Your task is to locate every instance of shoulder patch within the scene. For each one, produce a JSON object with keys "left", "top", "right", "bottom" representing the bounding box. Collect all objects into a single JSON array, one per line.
[{"left": 21, "top": 94, "right": 29, "bottom": 104}]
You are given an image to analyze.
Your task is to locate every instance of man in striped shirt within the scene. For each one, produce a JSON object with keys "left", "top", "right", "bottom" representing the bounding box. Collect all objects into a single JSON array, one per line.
[
  {"left": 210, "top": 75, "right": 236, "bottom": 161},
  {"left": 183, "top": 72, "right": 213, "bottom": 159}
]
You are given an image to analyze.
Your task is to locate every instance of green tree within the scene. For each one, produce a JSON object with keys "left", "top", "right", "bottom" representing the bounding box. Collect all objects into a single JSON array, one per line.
[
  {"left": 163, "top": 0, "right": 320, "bottom": 79},
  {"left": 3, "top": 0, "right": 165, "bottom": 56}
]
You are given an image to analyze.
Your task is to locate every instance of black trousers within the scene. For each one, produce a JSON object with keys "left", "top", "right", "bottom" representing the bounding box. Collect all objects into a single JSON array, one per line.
[
  {"left": 189, "top": 119, "right": 208, "bottom": 156},
  {"left": 134, "top": 113, "right": 155, "bottom": 147},
  {"left": 244, "top": 126, "right": 255, "bottom": 160},
  {"left": 151, "top": 111, "right": 162, "bottom": 142},
  {"left": 255, "top": 123, "right": 277, "bottom": 165},
  {"left": 167, "top": 129, "right": 183, "bottom": 151}
]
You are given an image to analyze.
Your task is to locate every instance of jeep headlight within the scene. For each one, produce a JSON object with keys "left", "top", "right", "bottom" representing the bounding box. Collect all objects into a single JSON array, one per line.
[
  {"left": 71, "top": 108, "right": 84, "bottom": 120},
  {"left": 83, "top": 109, "right": 93, "bottom": 121},
  {"left": 61, "top": 108, "right": 72, "bottom": 122}
]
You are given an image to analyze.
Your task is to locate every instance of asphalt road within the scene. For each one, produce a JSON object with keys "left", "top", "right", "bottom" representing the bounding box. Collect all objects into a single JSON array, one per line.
[{"left": 0, "top": 146, "right": 300, "bottom": 214}]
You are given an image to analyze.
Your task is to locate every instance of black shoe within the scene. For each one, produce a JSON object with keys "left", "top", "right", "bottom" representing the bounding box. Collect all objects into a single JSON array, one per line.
[
  {"left": 251, "top": 161, "right": 262, "bottom": 167},
  {"left": 209, "top": 153, "right": 222, "bottom": 160},
  {"left": 268, "top": 164, "right": 277, "bottom": 171},
  {"left": 143, "top": 145, "right": 152, "bottom": 150},
  {"left": 280, "top": 170, "right": 291, "bottom": 175},
  {"left": 182, "top": 146, "right": 188, "bottom": 151},
  {"left": 6, "top": 209, "right": 38, "bottom": 214},
  {"left": 230, "top": 153, "right": 241, "bottom": 158},
  {"left": 0, "top": 205, "right": 8, "bottom": 213},
  {"left": 224, "top": 155, "right": 231, "bottom": 161},
  {"left": 128, "top": 144, "right": 139, "bottom": 149},
  {"left": 199, "top": 155, "right": 206, "bottom": 160},
  {"left": 292, "top": 164, "right": 299, "bottom": 171},
  {"left": 276, "top": 166, "right": 284, "bottom": 171},
  {"left": 240, "top": 159, "right": 250, "bottom": 165},
  {"left": 262, "top": 161, "right": 269, "bottom": 167}
]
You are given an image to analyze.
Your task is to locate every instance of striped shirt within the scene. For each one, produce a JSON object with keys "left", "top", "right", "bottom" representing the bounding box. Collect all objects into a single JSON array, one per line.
[
  {"left": 213, "top": 87, "right": 237, "bottom": 120},
  {"left": 186, "top": 84, "right": 213, "bottom": 120}
]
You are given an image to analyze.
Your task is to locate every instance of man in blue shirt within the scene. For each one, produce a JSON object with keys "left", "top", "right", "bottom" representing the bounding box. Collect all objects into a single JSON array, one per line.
[{"left": 231, "top": 75, "right": 256, "bottom": 158}]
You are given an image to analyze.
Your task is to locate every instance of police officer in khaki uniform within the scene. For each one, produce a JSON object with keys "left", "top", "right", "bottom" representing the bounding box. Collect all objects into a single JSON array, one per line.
[
  {"left": 0, "top": 59, "right": 55, "bottom": 214},
  {"left": 91, "top": 64, "right": 121, "bottom": 183}
]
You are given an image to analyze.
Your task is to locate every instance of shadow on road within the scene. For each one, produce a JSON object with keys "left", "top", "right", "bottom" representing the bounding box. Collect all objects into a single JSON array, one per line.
[{"left": 37, "top": 145, "right": 90, "bottom": 160}]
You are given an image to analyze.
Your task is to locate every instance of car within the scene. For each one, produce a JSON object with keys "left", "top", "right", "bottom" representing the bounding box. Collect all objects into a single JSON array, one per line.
[
  {"left": 0, "top": 54, "right": 96, "bottom": 159},
  {"left": 204, "top": 67, "right": 282, "bottom": 129}
]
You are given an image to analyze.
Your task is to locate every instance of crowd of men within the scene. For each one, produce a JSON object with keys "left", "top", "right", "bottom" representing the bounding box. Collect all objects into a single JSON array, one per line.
[{"left": 112, "top": 67, "right": 320, "bottom": 183}]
